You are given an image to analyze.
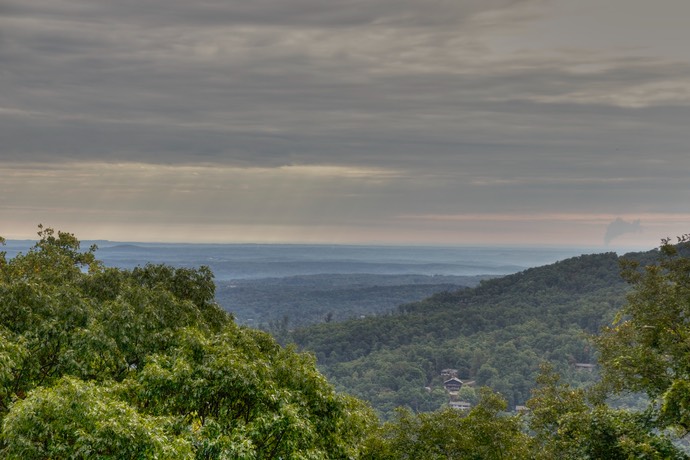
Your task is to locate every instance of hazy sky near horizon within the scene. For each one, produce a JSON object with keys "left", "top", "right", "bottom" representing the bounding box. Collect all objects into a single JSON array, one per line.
[{"left": 2, "top": 0, "right": 689, "bottom": 248}]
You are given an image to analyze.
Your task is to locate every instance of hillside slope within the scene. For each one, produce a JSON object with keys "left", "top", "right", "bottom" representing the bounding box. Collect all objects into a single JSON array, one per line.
[{"left": 291, "top": 250, "right": 653, "bottom": 417}]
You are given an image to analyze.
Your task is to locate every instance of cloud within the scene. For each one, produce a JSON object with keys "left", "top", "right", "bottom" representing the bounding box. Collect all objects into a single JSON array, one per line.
[
  {"left": 3, "top": 0, "right": 689, "bottom": 168},
  {"left": 604, "top": 218, "right": 642, "bottom": 245},
  {"left": 0, "top": 0, "right": 544, "bottom": 29},
  {"left": 1, "top": 1, "right": 690, "bottom": 244}
]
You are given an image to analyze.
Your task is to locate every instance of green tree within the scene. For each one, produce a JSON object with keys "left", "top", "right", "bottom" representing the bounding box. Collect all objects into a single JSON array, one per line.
[
  {"left": 0, "top": 227, "right": 376, "bottom": 458},
  {"left": 596, "top": 235, "right": 690, "bottom": 432},
  {"left": 362, "top": 387, "right": 531, "bottom": 459},
  {"left": 526, "top": 364, "right": 683, "bottom": 459},
  {"left": 2, "top": 377, "right": 192, "bottom": 459}
]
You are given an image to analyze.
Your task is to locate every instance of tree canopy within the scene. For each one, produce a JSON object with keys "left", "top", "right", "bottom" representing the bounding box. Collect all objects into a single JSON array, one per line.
[
  {"left": 2, "top": 227, "right": 690, "bottom": 458},
  {"left": 291, "top": 252, "right": 630, "bottom": 417},
  {"left": 0, "top": 227, "right": 374, "bottom": 459},
  {"left": 597, "top": 235, "right": 690, "bottom": 433}
]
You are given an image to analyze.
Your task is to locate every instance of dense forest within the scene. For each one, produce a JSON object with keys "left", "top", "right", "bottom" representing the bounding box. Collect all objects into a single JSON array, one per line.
[
  {"left": 290, "top": 250, "right": 657, "bottom": 416},
  {"left": 215, "top": 273, "right": 488, "bottom": 329},
  {"left": 2, "top": 227, "right": 690, "bottom": 458}
]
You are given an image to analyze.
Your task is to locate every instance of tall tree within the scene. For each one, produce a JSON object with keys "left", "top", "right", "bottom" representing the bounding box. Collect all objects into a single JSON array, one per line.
[
  {"left": 0, "top": 227, "right": 375, "bottom": 458},
  {"left": 596, "top": 235, "right": 690, "bottom": 432}
]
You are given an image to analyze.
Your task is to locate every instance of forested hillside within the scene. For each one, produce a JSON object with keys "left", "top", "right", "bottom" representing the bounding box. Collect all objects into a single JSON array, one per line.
[
  {"left": 291, "top": 250, "right": 653, "bottom": 417},
  {"left": 3, "top": 228, "right": 690, "bottom": 459}
]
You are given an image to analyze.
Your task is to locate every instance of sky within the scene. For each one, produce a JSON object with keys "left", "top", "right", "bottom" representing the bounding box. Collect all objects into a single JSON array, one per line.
[{"left": 1, "top": 0, "right": 689, "bottom": 248}]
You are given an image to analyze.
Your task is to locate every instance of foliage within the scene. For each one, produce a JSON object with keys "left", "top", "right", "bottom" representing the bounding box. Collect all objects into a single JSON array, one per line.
[
  {"left": 354, "top": 240, "right": 689, "bottom": 459},
  {"left": 215, "top": 273, "right": 485, "bottom": 330},
  {"left": 597, "top": 235, "right": 690, "bottom": 433},
  {"left": 291, "top": 252, "right": 633, "bottom": 417},
  {"left": 361, "top": 388, "right": 531, "bottom": 460},
  {"left": 4, "top": 227, "right": 690, "bottom": 459},
  {"left": 527, "top": 364, "right": 684, "bottom": 459},
  {"left": 2, "top": 377, "right": 191, "bottom": 459},
  {"left": 0, "top": 227, "right": 375, "bottom": 458}
]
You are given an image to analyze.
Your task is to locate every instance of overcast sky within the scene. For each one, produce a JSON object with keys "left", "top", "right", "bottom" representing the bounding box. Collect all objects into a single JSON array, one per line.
[{"left": 2, "top": 0, "right": 689, "bottom": 248}]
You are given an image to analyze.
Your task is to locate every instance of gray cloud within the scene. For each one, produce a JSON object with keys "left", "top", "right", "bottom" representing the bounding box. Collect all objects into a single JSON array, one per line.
[
  {"left": 604, "top": 218, "right": 642, "bottom": 245},
  {"left": 1, "top": 0, "right": 543, "bottom": 28},
  {"left": 1, "top": 0, "right": 690, "bottom": 244}
]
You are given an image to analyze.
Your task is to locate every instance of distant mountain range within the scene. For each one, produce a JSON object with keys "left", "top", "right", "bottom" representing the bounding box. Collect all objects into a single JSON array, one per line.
[{"left": 4, "top": 239, "right": 603, "bottom": 280}]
